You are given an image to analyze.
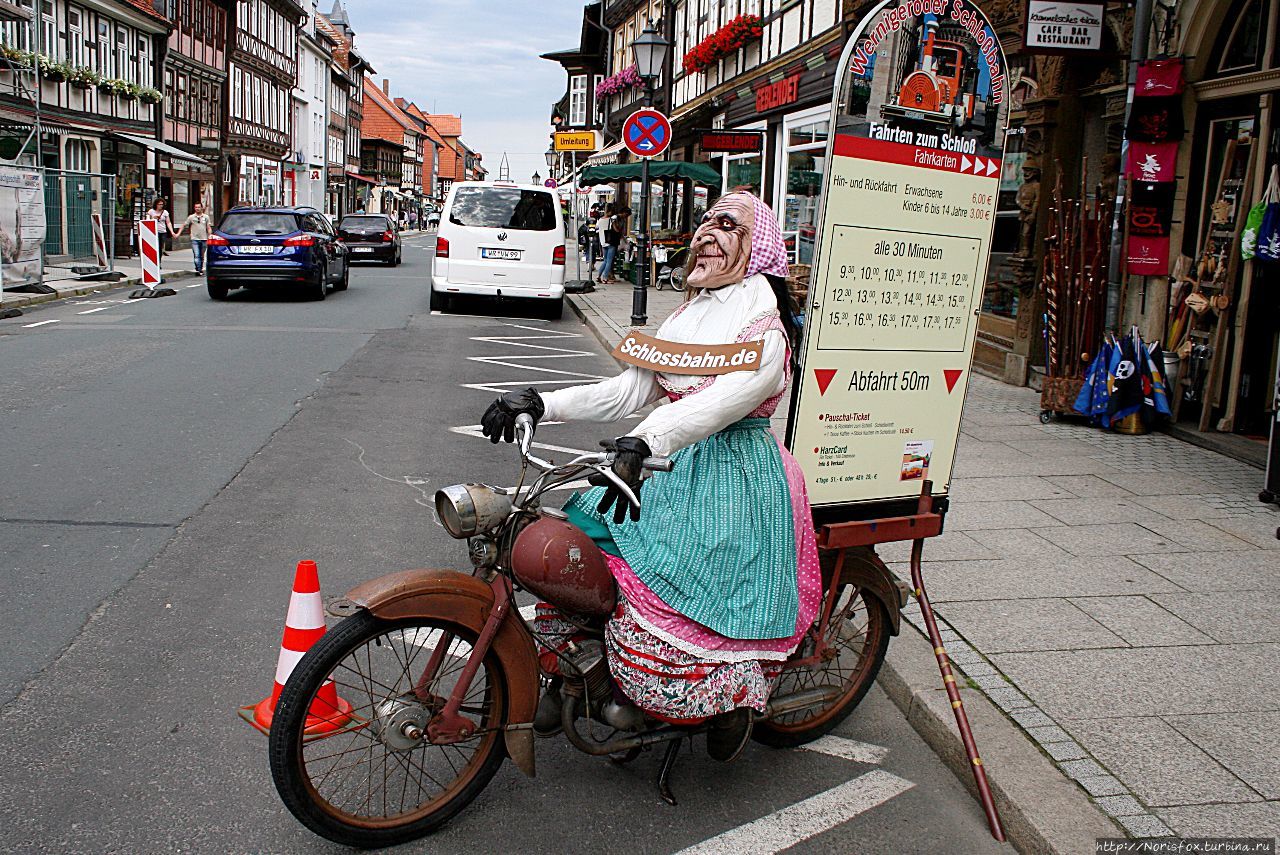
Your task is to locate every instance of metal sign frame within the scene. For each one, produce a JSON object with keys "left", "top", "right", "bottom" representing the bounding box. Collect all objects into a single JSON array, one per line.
[{"left": 785, "top": 0, "right": 1012, "bottom": 520}]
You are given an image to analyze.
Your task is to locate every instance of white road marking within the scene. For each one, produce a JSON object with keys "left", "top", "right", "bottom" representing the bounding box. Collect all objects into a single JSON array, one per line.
[
  {"left": 22, "top": 319, "right": 59, "bottom": 328},
  {"left": 77, "top": 306, "right": 112, "bottom": 315},
  {"left": 186, "top": 283, "right": 203, "bottom": 289},
  {"left": 800, "top": 734, "right": 891, "bottom": 765},
  {"left": 673, "top": 770, "right": 915, "bottom": 855}
]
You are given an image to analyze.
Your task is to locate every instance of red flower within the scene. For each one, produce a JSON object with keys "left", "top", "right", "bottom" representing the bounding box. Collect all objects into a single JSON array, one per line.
[{"left": 682, "top": 14, "right": 762, "bottom": 74}]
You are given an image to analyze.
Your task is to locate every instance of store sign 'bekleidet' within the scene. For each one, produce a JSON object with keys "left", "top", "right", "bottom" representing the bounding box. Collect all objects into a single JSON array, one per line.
[{"left": 786, "top": 0, "right": 1010, "bottom": 510}]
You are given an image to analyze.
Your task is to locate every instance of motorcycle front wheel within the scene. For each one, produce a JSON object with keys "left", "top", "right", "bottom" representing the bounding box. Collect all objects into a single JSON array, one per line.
[
  {"left": 268, "top": 611, "right": 508, "bottom": 849},
  {"left": 754, "top": 581, "right": 890, "bottom": 748}
]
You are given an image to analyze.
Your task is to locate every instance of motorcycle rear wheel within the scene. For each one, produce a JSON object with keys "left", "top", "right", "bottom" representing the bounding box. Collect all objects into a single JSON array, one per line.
[
  {"left": 754, "top": 583, "right": 890, "bottom": 748},
  {"left": 268, "top": 611, "right": 508, "bottom": 849}
]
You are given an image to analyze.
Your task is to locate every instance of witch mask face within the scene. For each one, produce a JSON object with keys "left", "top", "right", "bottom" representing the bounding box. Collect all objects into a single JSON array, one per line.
[{"left": 685, "top": 195, "right": 754, "bottom": 290}]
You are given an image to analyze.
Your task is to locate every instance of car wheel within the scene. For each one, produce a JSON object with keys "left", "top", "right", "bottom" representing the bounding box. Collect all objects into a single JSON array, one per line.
[
  {"left": 333, "top": 262, "right": 349, "bottom": 292},
  {"left": 430, "top": 285, "right": 448, "bottom": 313},
  {"left": 207, "top": 280, "right": 229, "bottom": 300},
  {"left": 544, "top": 297, "right": 564, "bottom": 321},
  {"left": 308, "top": 272, "right": 327, "bottom": 301},
  {"left": 389, "top": 251, "right": 401, "bottom": 267}
]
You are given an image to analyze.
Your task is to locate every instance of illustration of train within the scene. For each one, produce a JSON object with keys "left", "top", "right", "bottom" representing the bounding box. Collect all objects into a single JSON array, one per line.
[{"left": 880, "top": 19, "right": 980, "bottom": 132}]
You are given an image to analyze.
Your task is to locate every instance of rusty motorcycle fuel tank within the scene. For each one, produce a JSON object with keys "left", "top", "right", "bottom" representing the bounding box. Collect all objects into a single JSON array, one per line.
[{"left": 510, "top": 510, "right": 616, "bottom": 618}]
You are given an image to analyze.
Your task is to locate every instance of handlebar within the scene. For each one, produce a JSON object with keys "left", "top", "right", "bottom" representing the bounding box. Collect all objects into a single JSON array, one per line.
[{"left": 511, "top": 414, "right": 672, "bottom": 510}]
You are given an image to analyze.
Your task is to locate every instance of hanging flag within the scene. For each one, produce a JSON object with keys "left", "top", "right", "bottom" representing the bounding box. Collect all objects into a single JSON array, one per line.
[{"left": 1126, "top": 142, "right": 1178, "bottom": 182}]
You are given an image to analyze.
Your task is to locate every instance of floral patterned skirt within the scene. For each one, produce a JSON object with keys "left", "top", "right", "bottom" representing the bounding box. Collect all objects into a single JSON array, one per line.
[{"left": 535, "top": 594, "right": 783, "bottom": 722}]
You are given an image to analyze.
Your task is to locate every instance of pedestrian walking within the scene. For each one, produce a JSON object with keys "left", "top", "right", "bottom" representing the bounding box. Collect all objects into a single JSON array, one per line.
[
  {"left": 142, "top": 197, "right": 175, "bottom": 257},
  {"left": 175, "top": 202, "right": 212, "bottom": 274},
  {"left": 596, "top": 204, "right": 617, "bottom": 283}
]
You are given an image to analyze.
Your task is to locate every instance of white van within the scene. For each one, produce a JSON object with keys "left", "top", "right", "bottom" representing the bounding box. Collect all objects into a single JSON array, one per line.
[{"left": 431, "top": 181, "right": 566, "bottom": 319}]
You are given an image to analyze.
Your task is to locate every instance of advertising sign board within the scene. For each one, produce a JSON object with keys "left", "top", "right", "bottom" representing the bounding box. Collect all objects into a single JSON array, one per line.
[
  {"left": 788, "top": 0, "right": 1010, "bottom": 512},
  {"left": 698, "top": 130, "right": 765, "bottom": 154},
  {"left": 0, "top": 165, "right": 45, "bottom": 292},
  {"left": 1023, "top": 0, "right": 1104, "bottom": 53}
]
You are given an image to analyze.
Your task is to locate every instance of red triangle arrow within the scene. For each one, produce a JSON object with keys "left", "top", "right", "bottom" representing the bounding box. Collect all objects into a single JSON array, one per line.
[
  {"left": 944, "top": 369, "right": 963, "bottom": 393},
  {"left": 814, "top": 369, "right": 837, "bottom": 396}
]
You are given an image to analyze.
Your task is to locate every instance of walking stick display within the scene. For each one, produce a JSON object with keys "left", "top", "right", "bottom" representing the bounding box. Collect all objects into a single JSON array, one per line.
[{"left": 1039, "top": 160, "right": 1115, "bottom": 422}]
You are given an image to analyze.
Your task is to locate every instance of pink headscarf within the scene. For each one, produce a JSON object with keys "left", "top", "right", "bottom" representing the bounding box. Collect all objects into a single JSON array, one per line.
[{"left": 740, "top": 193, "right": 790, "bottom": 278}]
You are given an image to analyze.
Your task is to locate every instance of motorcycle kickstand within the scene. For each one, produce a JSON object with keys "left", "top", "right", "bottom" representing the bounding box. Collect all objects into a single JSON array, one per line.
[{"left": 657, "top": 738, "right": 683, "bottom": 806}]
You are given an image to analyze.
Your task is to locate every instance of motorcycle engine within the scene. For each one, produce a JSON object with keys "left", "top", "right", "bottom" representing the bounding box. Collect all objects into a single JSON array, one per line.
[{"left": 562, "top": 639, "right": 611, "bottom": 704}]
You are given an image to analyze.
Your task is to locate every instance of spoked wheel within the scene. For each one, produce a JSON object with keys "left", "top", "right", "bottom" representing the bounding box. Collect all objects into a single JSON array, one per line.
[
  {"left": 268, "top": 610, "right": 508, "bottom": 849},
  {"left": 754, "top": 580, "right": 890, "bottom": 748}
]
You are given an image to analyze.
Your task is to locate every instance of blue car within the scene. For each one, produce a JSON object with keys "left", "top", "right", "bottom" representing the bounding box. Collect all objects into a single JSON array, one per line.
[{"left": 206, "top": 206, "right": 350, "bottom": 301}]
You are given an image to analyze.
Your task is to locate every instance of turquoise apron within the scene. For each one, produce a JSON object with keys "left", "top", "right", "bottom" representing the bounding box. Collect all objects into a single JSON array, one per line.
[{"left": 565, "top": 417, "right": 798, "bottom": 640}]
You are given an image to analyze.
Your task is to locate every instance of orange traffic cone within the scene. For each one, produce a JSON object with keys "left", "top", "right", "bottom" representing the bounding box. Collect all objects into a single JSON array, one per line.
[{"left": 241, "top": 560, "right": 352, "bottom": 736}]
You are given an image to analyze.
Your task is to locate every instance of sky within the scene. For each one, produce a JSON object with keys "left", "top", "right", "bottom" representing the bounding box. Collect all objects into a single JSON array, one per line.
[{"left": 343, "top": 0, "right": 586, "bottom": 184}]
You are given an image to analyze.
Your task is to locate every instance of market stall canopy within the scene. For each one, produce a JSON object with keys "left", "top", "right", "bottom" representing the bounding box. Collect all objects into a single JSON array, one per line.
[{"left": 578, "top": 160, "right": 720, "bottom": 187}]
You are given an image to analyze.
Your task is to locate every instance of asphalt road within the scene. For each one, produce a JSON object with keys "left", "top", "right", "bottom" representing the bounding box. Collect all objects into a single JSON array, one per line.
[{"left": 0, "top": 236, "right": 1007, "bottom": 853}]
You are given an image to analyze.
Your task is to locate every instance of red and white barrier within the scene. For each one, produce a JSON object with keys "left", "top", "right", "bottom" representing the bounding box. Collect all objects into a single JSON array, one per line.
[
  {"left": 90, "top": 212, "right": 108, "bottom": 267},
  {"left": 138, "top": 219, "right": 161, "bottom": 288}
]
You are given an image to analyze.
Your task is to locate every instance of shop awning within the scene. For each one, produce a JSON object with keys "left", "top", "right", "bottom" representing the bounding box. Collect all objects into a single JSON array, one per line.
[
  {"left": 586, "top": 140, "right": 625, "bottom": 166},
  {"left": 578, "top": 160, "right": 721, "bottom": 187},
  {"left": 345, "top": 170, "right": 379, "bottom": 186},
  {"left": 109, "top": 132, "right": 209, "bottom": 166}
]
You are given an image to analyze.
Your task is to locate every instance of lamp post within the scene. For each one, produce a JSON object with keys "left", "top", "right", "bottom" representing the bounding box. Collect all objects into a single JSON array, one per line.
[
  {"left": 532, "top": 171, "right": 541, "bottom": 185},
  {"left": 545, "top": 146, "right": 556, "bottom": 177},
  {"left": 630, "top": 21, "right": 670, "bottom": 326}
]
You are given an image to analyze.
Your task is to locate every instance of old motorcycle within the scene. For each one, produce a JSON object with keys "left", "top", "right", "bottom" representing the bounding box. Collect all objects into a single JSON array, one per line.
[{"left": 267, "top": 415, "right": 906, "bottom": 848}]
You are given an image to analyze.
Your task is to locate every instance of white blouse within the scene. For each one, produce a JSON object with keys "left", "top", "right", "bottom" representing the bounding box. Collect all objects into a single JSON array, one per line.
[{"left": 542, "top": 273, "right": 787, "bottom": 457}]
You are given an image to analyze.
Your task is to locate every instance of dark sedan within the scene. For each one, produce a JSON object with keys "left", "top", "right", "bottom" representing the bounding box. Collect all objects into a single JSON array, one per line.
[
  {"left": 338, "top": 214, "right": 402, "bottom": 266},
  {"left": 206, "top": 207, "right": 349, "bottom": 301}
]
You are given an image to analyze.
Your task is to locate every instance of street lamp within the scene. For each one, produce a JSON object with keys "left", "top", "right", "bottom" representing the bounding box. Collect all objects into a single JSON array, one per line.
[
  {"left": 629, "top": 20, "right": 671, "bottom": 326},
  {"left": 532, "top": 171, "right": 541, "bottom": 185},
  {"left": 545, "top": 146, "right": 556, "bottom": 176}
]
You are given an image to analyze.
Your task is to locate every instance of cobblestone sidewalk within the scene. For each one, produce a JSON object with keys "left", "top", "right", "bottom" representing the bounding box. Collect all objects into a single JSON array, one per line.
[{"left": 568, "top": 284, "right": 1280, "bottom": 843}]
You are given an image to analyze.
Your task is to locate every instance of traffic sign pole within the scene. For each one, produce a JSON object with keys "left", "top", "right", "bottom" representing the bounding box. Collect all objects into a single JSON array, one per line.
[{"left": 621, "top": 106, "right": 672, "bottom": 326}]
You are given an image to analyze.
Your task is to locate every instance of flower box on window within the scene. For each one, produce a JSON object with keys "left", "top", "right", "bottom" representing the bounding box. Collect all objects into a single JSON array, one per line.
[
  {"left": 594, "top": 65, "right": 643, "bottom": 98},
  {"left": 682, "top": 15, "right": 763, "bottom": 76}
]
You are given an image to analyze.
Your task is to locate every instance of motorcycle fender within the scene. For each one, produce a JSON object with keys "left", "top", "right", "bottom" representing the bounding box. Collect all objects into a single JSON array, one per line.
[
  {"left": 824, "top": 547, "right": 909, "bottom": 636},
  {"left": 340, "top": 569, "right": 540, "bottom": 778}
]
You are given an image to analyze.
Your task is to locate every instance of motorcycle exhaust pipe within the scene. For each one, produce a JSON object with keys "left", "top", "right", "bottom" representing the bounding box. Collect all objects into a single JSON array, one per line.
[
  {"left": 559, "top": 694, "right": 687, "bottom": 756},
  {"left": 761, "top": 687, "right": 843, "bottom": 719}
]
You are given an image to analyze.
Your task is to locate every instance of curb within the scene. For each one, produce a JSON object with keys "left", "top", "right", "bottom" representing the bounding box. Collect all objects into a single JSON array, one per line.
[
  {"left": 879, "top": 614, "right": 1123, "bottom": 853},
  {"left": 567, "top": 287, "right": 1123, "bottom": 853},
  {"left": 1, "top": 270, "right": 200, "bottom": 313}
]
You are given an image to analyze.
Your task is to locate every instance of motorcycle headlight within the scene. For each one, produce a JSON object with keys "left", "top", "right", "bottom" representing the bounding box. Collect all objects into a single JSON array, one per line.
[{"left": 434, "top": 484, "right": 512, "bottom": 539}]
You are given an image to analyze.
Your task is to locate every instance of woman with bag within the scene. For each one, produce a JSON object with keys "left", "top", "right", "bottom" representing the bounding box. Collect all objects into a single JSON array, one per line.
[
  {"left": 142, "top": 198, "right": 175, "bottom": 256},
  {"left": 596, "top": 204, "right": 618, "bottom": 284}
]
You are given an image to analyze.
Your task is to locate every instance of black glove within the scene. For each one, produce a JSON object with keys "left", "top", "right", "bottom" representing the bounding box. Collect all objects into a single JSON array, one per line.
[
  {"left": 480, "top": 387, "right": 545, "bottom": 444},
  {"left": 589, "top": 436, "right": 650, "bottom": 524}
]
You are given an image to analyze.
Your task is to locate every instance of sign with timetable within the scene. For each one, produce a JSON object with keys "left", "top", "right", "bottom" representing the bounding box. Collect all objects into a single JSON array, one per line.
[{"left": 788, "top": 0, "right": 1010, "bottom": 509}]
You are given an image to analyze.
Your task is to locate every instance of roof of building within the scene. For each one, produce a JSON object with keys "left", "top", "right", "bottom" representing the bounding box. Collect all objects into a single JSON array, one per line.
[
  {"left": 362, "top": 78, "right": 420, "bottom": 145},
  {"left": 424, "top": 114, "right": 462, "bottom": 137},
  {"left": 123, "top": 0, "right": 173, "bottom": 27}
]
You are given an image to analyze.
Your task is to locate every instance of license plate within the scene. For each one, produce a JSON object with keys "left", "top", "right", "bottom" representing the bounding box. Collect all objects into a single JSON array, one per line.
[
  {"left": 237, "top": 245, "right": 274, "bottom": 254},
  {"left": 353, "top": 247, "right": 374, "bottom": 253},
  {"left": 481, "top": 248, "right": 521, "bottom": 261}
]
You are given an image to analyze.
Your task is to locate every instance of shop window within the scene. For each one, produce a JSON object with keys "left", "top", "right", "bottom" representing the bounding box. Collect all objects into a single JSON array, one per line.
[
  {"left": 782, "top": 115, "right": 829, "bottom": 264},
  {"left": 725, "top": 153, "right": 762, "bottom": 193}
]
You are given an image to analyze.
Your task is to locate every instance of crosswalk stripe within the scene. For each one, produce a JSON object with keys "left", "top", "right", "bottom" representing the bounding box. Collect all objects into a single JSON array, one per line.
[
  {"left": 672, "top": 770, "right": 915, "bottom": 855},
  {"left": 800, "top": 734, "right": 891, "bottom": 765}
]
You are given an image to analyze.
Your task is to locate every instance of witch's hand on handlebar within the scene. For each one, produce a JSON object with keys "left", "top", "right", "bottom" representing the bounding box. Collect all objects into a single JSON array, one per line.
[
  {"left": 589, "top": 436, "right": 651, "bottom": 524},
  {"left": 481, "top": 387, "right": 545, "bottom": 444}
]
